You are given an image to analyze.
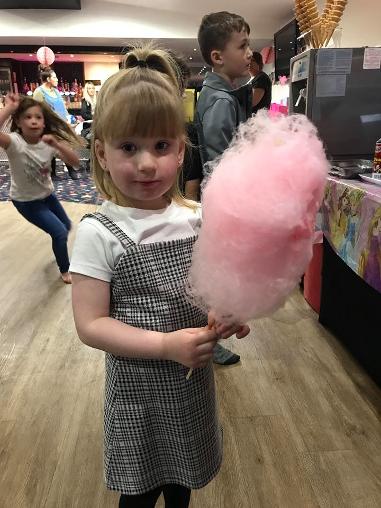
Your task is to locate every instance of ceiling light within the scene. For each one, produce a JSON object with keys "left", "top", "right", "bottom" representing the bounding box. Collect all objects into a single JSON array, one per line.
[
  {"left": 189, "top": 56, "right": 193, "bottom": 60},
  {"left": 193, "top": 48, "right": 197, "bottom": 51}
]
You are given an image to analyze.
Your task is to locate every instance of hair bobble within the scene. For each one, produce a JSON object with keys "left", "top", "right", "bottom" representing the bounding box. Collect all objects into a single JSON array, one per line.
[{"left": 133, "top": 59, "right": 149, "bottom": 69}]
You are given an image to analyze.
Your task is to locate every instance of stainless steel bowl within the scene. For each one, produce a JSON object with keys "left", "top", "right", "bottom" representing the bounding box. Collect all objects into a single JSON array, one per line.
[{"left": 329, "top": 159, "right": 373, "bottom": 178}]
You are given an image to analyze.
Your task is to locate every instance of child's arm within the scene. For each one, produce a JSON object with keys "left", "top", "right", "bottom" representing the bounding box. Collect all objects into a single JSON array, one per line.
[
  {"left": 42, "top": 134, "right": 80, "bottom": 168},
  {"left": 184, "top": 179, "right": 201, "bottom": 201},
  {"left": 202, "top": 99, "right": 237, "bottom": 161},
  {"left": 0, "top": 93, "right": 20, "bottom": 149},
  {"left": 252, "top": 87, "right": 265, "bottom": 107},
  {"left": 72, "top": 273, "right": 218, "bottom": 368}
]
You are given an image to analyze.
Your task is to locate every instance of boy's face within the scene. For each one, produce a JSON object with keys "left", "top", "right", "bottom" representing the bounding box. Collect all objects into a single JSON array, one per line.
[{"left": 212, "top": 30, "right": 252, "bottom": 80}]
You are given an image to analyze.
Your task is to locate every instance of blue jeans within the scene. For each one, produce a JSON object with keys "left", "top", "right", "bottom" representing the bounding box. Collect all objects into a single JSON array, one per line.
[{"left": 12, "top": 193, "right": 71, "bottom": 273}]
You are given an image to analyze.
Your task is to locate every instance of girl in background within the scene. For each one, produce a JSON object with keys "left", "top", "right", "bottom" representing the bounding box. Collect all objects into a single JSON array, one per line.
[
  {"left": 0, "top": 93, "right": 83, "bottom": 284},
  {"left": 70, "top": 46, "right": 249, "bottom": 507},
  {"left": 81, "top": 81, "right": 97, "bottom": 122},
  {"left": 34, "top": 66, "right": 79, "bottom": 180}
]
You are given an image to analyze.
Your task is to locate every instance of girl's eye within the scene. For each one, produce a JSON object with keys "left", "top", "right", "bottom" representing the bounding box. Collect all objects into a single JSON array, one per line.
[
  {"left": 156, "top": 141, "right": 170, "bottom": 151},
  {"left": 121, "top": 143, "right": 136, "bottom": 153}
]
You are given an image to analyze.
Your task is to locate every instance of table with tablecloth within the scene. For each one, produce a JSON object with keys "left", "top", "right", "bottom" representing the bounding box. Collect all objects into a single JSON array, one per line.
[{"left": 318, "top": 176, "right": 381, "bottom": 385}]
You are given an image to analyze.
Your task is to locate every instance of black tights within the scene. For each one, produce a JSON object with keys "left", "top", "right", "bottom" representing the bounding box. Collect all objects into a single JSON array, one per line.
[
  {"left": 51, "top": 157, "right": 74, "bottom": 176},
  {"left": 119, "top": 484, "right": 191, "bottom": 508}
]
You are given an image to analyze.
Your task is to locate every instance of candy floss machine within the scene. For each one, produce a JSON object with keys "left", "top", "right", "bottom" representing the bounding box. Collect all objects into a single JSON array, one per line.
[{"left": 289, "top": 48, "right": 381, "bottom": 165}]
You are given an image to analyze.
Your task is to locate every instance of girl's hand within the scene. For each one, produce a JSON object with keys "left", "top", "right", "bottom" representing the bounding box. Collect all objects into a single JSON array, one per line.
[
  {"left": 5, "top": 93, "right": 20, "bottom": 113},
  {"left": 162, "top": 327, "right": 218, "bottom": 369},
  {"left": 42, "top": 134, "right": 59, "bottom": 148},
  {"left": 208, "top": 311, "right": 250, "bottom": 340}
]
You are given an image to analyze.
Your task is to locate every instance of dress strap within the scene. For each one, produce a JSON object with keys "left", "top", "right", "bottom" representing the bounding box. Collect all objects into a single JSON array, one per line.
[{"left": 82, "top": 212, "right": 135, "bottom": 249}]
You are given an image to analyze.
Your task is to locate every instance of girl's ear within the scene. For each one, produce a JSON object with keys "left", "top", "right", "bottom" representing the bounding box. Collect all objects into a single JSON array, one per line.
[
  {"left": 177, "top": 139, "right": 185, "bottom": 167},
  {"left": 94, "top": 139, "right": 108, "bottom": 171}
]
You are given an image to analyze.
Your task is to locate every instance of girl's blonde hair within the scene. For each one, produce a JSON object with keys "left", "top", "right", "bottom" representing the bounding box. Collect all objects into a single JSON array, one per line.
[
  {"left": 82, "top": 82, "right": 97, "bottom": 112},
  {"left": 91, "top": 45, "right": 195, "bottom": 208},
  {"left": 11, "top": 97, "right": 85, "bottom": 148}
]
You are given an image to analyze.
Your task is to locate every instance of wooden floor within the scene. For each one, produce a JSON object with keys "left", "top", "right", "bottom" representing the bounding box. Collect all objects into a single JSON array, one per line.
[{"left": 1, "top": 200, "right": 380, "bottom": 508}]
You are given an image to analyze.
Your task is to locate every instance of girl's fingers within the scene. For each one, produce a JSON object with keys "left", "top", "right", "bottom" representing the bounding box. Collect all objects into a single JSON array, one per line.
[
  {"left": 216, "top": 324, "right": 250, "bottom": 340},
  {"left": 207, "top": 313, "right": 216, "bottom": 329},
  {"left": 193, "top": 331, "right": 217, "bottom": 347},
  {"left": 236, "top": 325, "right": 250, "bottom": 339},
  {"left": 197, "top": 341, "right": 216, "bottom": 355}
]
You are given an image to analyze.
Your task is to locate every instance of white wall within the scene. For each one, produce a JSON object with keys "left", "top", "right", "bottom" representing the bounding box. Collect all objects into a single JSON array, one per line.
[
  {"left": 84, "top": 62, "right": 119, "bottom": 84},
  {"left": 317, "top": 0, "right": 381, "bottom": 48},
  {"left": 0, "top": 0, "right": 293, "bottom": 41},
  {"left": 0, "top": 0, "right": 192, "bottom": 38},
  {"left": 0, "top": 0, "right": 379, "bottom": 47}
]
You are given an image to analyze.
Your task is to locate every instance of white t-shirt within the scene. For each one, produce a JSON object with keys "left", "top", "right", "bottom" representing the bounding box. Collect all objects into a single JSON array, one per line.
[
  {"left": 7, "top": 132, "right": 56, "bottom": 201},
  {"left": 70, "top": 200, "right": 202, "bottom": 282}
]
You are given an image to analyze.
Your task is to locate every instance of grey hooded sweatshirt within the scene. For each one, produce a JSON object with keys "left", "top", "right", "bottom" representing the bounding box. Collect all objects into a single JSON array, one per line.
[{"left": 195, "top": 72, "right": 252, "bottom": 168}]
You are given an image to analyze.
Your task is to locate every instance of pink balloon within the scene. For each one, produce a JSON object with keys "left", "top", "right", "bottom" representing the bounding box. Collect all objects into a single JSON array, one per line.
[
  {"left": 36, "top": 46, "right": 55, "bottom": 66},
  {"left": 261, "top": 46, "right": 275, "bottom": 64}
]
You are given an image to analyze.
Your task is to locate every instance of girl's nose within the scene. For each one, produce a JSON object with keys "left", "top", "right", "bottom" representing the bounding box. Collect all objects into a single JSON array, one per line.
[{"left": 137, "top": 151, "right": 157, "bottom": 172}]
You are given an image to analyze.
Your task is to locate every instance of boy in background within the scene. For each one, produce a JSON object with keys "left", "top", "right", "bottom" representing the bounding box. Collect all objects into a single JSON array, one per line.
[
  {"left": 196, "top": 11, "right": 252, "bottom": 166},
  {"left": 196, "top": 11, "right": 253, "bottom": 365}
]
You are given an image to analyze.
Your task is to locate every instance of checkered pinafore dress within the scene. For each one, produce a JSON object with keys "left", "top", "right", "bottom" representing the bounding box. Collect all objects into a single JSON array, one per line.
[{"left": 83, "top": 213, "right": 223, "bottom": 495}]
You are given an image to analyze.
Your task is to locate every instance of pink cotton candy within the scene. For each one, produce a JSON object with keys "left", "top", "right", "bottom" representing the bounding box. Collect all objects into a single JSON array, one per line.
[{"left": 188, "top": 112, "right": 329, "bottom": 322}]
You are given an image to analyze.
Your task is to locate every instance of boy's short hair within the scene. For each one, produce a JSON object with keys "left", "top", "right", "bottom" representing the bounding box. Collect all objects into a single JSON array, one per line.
[
  {"left": 251, "top": 51, "right": 263, "bottom": 69},
  {"left": 198, "top": 11, "right": 250, "bottom": 67}
]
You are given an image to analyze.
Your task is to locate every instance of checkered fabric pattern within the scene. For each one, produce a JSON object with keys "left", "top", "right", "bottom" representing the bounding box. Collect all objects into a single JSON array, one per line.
[{"left": 83, "top": 213, "right": 223, "bottom": 495}]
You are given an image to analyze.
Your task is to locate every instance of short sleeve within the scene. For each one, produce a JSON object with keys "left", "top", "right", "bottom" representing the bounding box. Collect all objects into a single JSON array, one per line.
[
  {"left": 33, "top": 88, "right": 44, "bottom": 102},
  {"left": 69, "top": 219, "right": 121, "bottom": 282},
  {"left": 6, "top": 132, "right": 25, "bottom": 156},
  {"left": 253, "top": 74, "right": 268, "bottom": 90}
]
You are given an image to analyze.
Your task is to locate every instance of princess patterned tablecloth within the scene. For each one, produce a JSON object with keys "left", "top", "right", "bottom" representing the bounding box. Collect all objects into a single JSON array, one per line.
[{"left": 321, "top": 176, "right": 381, "bottom": 294}]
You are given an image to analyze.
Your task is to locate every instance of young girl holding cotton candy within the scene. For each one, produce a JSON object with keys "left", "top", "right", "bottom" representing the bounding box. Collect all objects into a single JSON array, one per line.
[
  {"left": 70, "top": 47, "right": 249, "bottom": 508},
  {"left": 0, "top": 93, "right": 82, "bottom": 284}
]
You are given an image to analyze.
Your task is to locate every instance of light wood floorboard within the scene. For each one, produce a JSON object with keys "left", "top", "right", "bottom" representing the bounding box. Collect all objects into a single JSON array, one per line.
[{"left": 0, "top": 201, "right": 380, "bottom": 508}]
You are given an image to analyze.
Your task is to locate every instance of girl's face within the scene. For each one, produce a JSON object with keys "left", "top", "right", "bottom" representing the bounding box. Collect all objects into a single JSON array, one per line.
[
  {"left": 48, "top": 72, "right": 58, "bottom": 88},
  {"left": 87, "top": 84, "right": 95, "bottom": 96},
  {"left": 16, "top": 105, "right": 45, "bottom": 142},
  {"left": 95, "top": 136, "right": 185, "bottom": 209}
]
